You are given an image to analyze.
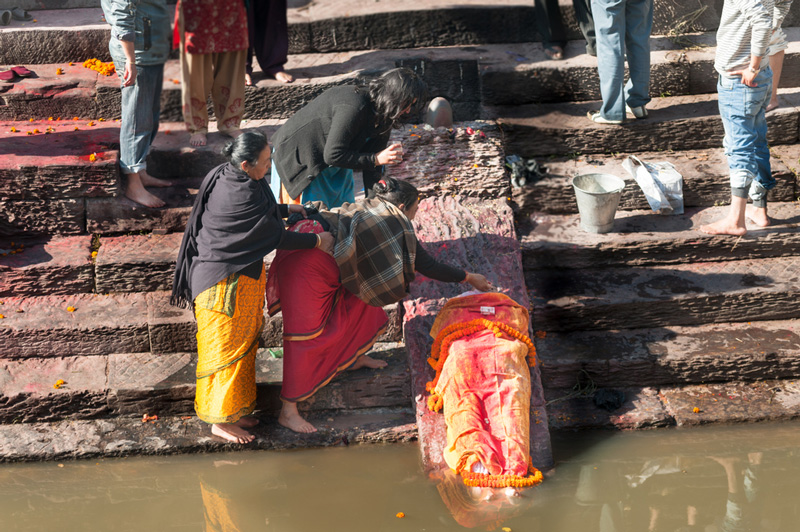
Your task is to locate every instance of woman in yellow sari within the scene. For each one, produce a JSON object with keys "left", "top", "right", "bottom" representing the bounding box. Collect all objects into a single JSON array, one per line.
[{"left": 172, "top": 131, "right": 334, "bottom": 443}]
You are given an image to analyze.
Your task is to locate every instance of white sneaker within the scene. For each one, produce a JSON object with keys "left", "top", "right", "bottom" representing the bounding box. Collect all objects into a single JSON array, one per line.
[
  {"left": 626, "top": 105, "right": 648, "bottom": 119},
  {"left": 587, "top": 111, "right": 624, "bottom": 125}
]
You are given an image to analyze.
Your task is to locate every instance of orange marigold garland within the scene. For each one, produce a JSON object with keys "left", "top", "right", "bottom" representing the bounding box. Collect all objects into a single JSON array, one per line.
[
  {"left": 83, "top": 58, "right": 116, "bottom": 76},
  {"left": 458, "top": 458, "right": 544, "bottom": 489}
]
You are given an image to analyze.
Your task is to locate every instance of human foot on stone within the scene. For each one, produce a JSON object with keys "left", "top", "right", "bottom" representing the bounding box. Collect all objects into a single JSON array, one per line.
[
  {"left": 350, "top": 355, "right": 388, "bottom": 370},
  {"left": 746, "top": 205, "right": 770, "bottom": 227},
  {"left": 245, "top": 72, "right": 253, "bottom": 86},
  {"left": 273, "top": 71, "right": 294, "bottom": 83},
  {"left": 234, "top": 415, "right": 260, "bottom": 429},
  {"left": 699, "top": 218, "right": 747, "bottom": 236},
  {"left": 279, "top": 403, "right": 317, "bottom": 433},
  {"left": 766, "top": 99, "right": 779, "bottom": 112},
  {"left": 140, "top": 170, "right": 172, "bottom": 188},
  {"left": 124, "top": 175, "right": 165, "bottom": 208},
  {"left": 211, "top": 423, "right": 255, "bottom": 444},
  {"left": 189, "top": 131, "right": 207, "bottom": 147}
]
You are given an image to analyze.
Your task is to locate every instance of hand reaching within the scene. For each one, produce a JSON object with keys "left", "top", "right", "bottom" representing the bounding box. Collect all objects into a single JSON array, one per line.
[{"left": 465, "top": 272, "right": 494, "bottom": 292}]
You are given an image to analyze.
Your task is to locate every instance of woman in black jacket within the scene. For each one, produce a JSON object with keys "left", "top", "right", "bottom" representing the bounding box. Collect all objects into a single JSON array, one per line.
[{"left": 269, "top": 67, "right": 427, "bottom": 208}]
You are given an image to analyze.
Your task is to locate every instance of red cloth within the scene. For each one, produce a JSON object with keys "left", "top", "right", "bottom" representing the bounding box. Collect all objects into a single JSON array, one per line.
[
  {"left": 266, "top": 219, "right": 388, "bottom": 402},
  {"left": 174, "top": 0, "right": 249, "bottom": 54}
]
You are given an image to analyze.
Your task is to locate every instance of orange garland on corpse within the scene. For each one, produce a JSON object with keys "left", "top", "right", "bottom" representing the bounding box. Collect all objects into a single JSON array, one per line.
[{"left": 458, "top": 457, "right": 544, "bottom": 489}]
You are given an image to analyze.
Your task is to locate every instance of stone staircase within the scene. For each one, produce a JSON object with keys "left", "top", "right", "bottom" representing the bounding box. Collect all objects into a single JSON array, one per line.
[{"left": 1, "top": 0, "right": 800, "bottom": 461}]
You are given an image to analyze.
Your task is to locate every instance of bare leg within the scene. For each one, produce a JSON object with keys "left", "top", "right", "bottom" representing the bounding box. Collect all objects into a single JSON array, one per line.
[
  {"left": 189, "top": 131, "right": 207, "bottom": 147},
  {"left": 273, "top": 71, "right": 294, "bottom": 83},
  {"left": 211, "top": 423, "right": 255, "bottom": 444},
  {"left": 349, "top": 355, "right": 388, "bottom": 370},
  {"left": 746, "top": 204, "right": 770, "bottom": 227},
  {"left": 278, "top": 400, "right": 317, "bottom": 433},
  {"left": 700, "top": 195, "right": 747, "bottom": 236},
  {"left": 124, "top": 172, "right": 165, "bottom": 208},
  {"left": 767, "top": 50, "right": 784, "bottom": 112},
  {"left": 234, "top": 415, "right": 259, "bottom": 428},
  {"left": 139, "top": 169, "right": 172, "bottom": 188}
]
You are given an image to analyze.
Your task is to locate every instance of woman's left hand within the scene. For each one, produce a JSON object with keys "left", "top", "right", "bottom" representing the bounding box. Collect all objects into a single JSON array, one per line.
[
  {"left": 287, "top": 204, "right": 307, "bottom": 217},
  {"left": 465, "top": 272, "right": 494, "bottom": 292}
]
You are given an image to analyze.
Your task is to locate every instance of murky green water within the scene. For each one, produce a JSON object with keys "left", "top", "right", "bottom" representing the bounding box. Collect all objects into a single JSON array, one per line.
[{"left": 2, "top": 422, "right": 800, "bottom": 531}]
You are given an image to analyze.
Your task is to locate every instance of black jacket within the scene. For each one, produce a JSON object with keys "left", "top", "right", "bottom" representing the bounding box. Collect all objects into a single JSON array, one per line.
[{"left": 270, "top": 85, "right": 392, "bottom": 199}]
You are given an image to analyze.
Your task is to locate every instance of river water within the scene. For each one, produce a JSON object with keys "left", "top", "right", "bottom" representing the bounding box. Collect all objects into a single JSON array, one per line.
[{"left": 2, "top": 421, "right": 799, "bottom": 531}]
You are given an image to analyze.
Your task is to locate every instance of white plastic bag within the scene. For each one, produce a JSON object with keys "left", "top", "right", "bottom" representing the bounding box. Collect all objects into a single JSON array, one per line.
[{"left": 622, "top": 155, "right": 684, "bottom": 215}]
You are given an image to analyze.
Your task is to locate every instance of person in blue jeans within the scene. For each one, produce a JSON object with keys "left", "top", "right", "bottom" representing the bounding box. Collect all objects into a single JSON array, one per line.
[
  {"left": 587, "top": 0, "right": 653, "bottom": 124},
  {"left": 101, "top": 0, "right": 172, "bottom": 208},
  {"left": 701, "top": 0, "right": 786, "bottom": 235}
]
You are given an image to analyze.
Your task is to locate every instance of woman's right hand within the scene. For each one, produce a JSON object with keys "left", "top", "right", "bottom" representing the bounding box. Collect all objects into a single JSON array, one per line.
[
  {"left": 375, "top": 143, "right": 404, "bottom": 166},
  {"left": 317, "top": 231, "right": 335, "bottom": 255},
  {"left": 465, "top": 272, "right": 494, "bottom": 292}
]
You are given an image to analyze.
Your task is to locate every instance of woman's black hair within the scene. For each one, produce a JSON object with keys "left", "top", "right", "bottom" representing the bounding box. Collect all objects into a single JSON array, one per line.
[
  {"left": 369, "top": 177, "right": 419, "bottom": 209},
  {"left": 222, "top": 130, "right": 268, "bottom": 167},
  {"left": 368, "top": 68, "right": 428, "bottom": 129}
]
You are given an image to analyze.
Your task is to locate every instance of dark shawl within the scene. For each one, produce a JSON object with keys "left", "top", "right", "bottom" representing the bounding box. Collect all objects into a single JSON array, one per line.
[{"left": 171, "top": 162, "right": 286, "bottom": 308}]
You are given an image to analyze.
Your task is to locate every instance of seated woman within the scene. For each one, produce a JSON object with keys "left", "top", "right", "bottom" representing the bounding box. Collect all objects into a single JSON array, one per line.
[
  {"left": 266, "top": 177, "right": 493, "bottom": 433},
  {"left": 426, "top": 291, "right": 543, "bottom": 491}
]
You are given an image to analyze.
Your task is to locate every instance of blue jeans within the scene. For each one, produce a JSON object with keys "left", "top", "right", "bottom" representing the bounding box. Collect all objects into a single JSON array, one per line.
[
  {"left": 115, "top": 62, "right": 164, "bottom": 174},
  {"left": 591, "top": 0, "right": 653, "bottom": 121},
  {"left": 717, "top": 68, "right": 773, "bottom": 208}
]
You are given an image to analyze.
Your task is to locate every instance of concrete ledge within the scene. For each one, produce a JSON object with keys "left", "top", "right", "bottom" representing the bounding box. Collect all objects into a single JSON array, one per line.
[{"left": 0, "top": 235, "right": 94, "bottom": 297}]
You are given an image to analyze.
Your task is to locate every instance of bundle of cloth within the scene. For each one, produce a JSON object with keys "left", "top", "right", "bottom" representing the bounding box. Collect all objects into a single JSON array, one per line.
[{"left": 426, "top": 292, "right": 543, "bottom": 490}]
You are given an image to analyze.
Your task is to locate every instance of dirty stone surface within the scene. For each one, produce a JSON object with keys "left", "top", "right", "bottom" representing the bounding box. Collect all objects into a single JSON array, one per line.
[
  {"left": 512, "top": 148, "right": 798, "bottom": 216},
  {"left": 528, "top": 256, "right": 800, "bottom": 332},
  {"left": 536, "top": 319, "right": 800, "bottom": 389},
  {"left": 545, "top": 386, "right": 671, "bottom": 430},
  {"left": 0, "top": 235, "right": 94, "bottom": 297},
  {"left": 95, "top": 233, "right": 185, "bottom": 293},
  {"left": 520, "top": 202, "right": 800, "bottom": 270}
]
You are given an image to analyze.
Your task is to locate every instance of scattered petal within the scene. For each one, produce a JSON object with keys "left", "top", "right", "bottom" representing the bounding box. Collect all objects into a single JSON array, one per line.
[
  {"left": 67, "top": 306, "right": 76, "bottom": 312},
  {"left": 692, "top": 407, "right": 700, "bottom": 413},
  {"left": 395, "top": 512, "right": 405, "bottom": 518}
]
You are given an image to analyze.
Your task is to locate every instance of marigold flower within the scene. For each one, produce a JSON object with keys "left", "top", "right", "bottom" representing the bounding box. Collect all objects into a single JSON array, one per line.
[
  {"left": 74, "top": 127, "right": 80, "bottom": 131},
  {"left": 142, "top": 414, "right": 158, "bottom": 422},
  {"left": 53, "top": 379, "right": 65, "bottom": 389},
  {"left": 693, "top": 407, "right": 700, "bottom": 413},
  {"left": 395, "top": 512, "right": 405, "bottom": 518},
  {"left": 98, "top": 118, "right": 105, "bottom": 122},
  {"left": 48, "top": 117, "right": 53, "bottom": 121},
  {"left": 91, "top": 251, "right": 98, "bottom": 258},
  {"left": 32, "top": 19, "right": 37, "bottom": 22},
  {"left": 0, "top": 314, "right": 4, "bottom": 319},
  {"left": 69, "top": 62, "right": 74, "bottom": 66},
  {"left": 56, "top": 68, "right": 63, "bottom": 75},
  {"left": 26, "top": 131, "right": 33, "bottom": 136},
  {"left": 67, "top": 306, "right": 76, "bottom": 312},
  {"left": 87, "top": 121, "right": 95, "bottom": 126},
  {"left": 28, "top": 118, "right": 34, "bottom": 122},
  {"left": 10, "top": 127, "right": 17, "bottom": 133}
]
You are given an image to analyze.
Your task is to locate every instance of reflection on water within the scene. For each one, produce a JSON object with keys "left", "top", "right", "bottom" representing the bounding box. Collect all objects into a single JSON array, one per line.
[{"left": 1, "top": 422, "right": 800, "bottom": 531}]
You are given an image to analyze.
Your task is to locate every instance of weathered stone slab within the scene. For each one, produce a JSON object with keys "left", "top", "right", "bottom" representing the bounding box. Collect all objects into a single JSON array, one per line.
[
  {"left": 528, "top": 256, "right": 800, "bottom": 332},
  {"left": 496, "top": 88, "right": 800, "bottom": 157},
  {"left": 537, "top": 320, "right": 800, "bottom": 389},
  {"left": 512, "top": 149, "right": 798, "bottom": 216},
  {"left": 660, "top": 380, "right": 800, "bottom": 427},
  {"left": 0, "top": 411, "right": 417, "bottom": 463},
  {"left": 520, "top": 203, "right": 800, "bottom": 270},
  {"left": 107, "top": 352, "right": 197, "bottom": 417},
  {"left": 96, "top": 233, "right": 183, "bottom": 293},
  {"left": 545, "top": 386, "right": 671, "bottom": 430},
  {"left": 0, "top": 355, "right": 109, "bottom": 423},
  {"left": 0, "top": 198, "right": 85, "bottom": 236},
  {"left": 404, "top": 196, "right": 553, "bottom": 473},
  {"left": 86, "top": 184, "right": 196, "bottom": 234},
  {"left": 0, "top": 236, "right": 93, "bottom": 297},
  {"left": 0, "top": 293, "right": 150, "bottom": 358}
]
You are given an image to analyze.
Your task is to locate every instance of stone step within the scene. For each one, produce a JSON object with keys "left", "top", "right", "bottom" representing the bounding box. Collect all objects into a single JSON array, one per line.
[
  {"left": 545, "top": 377, "right": 800, "bottom": 430},
  {"left": 495, "top": 87, "right": 800, "bottom": 157},
  {"left": 512, "top": 145, "right": 800, "bottom": 216},
  {"left": 0, "top": 343, "right": 409, "bottom": 424},
  {"left": 527, "top": 256, "right": 800, "bottom": 332},
  {"left": 519, "top": 202, "right": 800, "bottom": 271},
  {"left": 0, "top": 291, "right": 403, "bottom": 358},
  {"left": 1, "top": 0, "right": 751, "bottom": 64},
  {"left": 0, "top": 235, "right": 94, "bottom": 297},
  {"left": 537, "top": 319, "right": 800, "bottom": 390}
]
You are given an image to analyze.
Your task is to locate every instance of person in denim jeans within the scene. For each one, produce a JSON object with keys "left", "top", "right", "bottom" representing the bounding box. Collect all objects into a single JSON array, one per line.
[
  {"left": 701, "top": 0, "right": 784, "bottom": 235},
  {"left": 587, "top": 0, "right": 653, "bottom": 125},
  {"left": 101, "top": 0, "right": 172, "bottom": 208}
]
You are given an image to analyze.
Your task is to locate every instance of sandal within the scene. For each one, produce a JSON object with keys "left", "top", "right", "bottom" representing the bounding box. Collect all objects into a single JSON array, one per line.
[
  {"left": 0, "top": 70, "right": 18, "bottom": 83},
  {"left": 11, "top": 66, "right": 35, "bottom": 78},
  {"left": 0, "top": 10, "right": 11, "bottom": 26},
  {"left": 544, "top": 45, "right": 564, "bottom": 60},
  {"left": 10, "top": 7, "right": 33, "bottom": 21}
]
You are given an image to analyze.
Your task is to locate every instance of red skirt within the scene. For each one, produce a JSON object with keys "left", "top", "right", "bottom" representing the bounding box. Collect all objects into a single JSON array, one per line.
[{"left": 266, "top": 220, "right": 388, "bottom": 402}]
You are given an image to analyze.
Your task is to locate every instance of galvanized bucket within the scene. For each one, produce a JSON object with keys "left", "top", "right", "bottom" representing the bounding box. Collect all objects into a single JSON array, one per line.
[{"left": 572, "top": 173, "right": 626, "bottom": 233}]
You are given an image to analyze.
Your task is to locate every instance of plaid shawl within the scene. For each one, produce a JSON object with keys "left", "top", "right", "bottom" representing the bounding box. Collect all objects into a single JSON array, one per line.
[{"left": 320, "top": 198, "right": 417, "bottom": 307}]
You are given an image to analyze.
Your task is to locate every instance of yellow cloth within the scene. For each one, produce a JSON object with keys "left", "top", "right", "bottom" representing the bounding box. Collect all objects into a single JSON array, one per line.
[{"left": 194, "top": 265, "right": 265, "bottom": 424}]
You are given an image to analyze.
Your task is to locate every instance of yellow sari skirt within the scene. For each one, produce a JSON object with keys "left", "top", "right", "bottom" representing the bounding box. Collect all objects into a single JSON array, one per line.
[{"left": 194, "top": 265, "right": 265, "bottom": 424}]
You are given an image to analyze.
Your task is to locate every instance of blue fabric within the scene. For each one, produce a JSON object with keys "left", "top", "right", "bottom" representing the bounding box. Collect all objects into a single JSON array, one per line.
[
  {"left": 100, "top": 0, "right": 171, "bottom": 66},
  {"left": 591, "top": 0, "right": 653, "bottom": 122},
  {"left": 269, "top": 159, "right": 355, "bottom": 208},
  {"left": 116, "top": 62, "right": 164, "bottom": 174},
  {"left": 717, "top": 67, "right": 774, "bottom": 208}
]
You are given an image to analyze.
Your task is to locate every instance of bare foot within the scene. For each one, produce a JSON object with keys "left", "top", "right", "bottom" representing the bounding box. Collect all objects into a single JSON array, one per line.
[
  {"left": 140, "top": 170, "right": 172, "bottom": 188},
  {"left": 234, "top": 415, "right": 259, "bottom": 429},
  {"left": 766, "top": 99, "right": 779, "bottom": 112},
  {"left": 273, "top": 71, "right": 294, "bottom": 83},
  {"left": 746, "top": 205, "right": 770, "bottom": 227},
  {"left": 699, "top": 218, "right": 747, "bottom": 236},
  {"left": 124, "top": 174, "right": 165, "bottom": 208},
  {"left": 211, "top": 423, "right": 255, "bottom": 444},
  {"left": 245, "top": 72, "right": 253, "bottom": 86},
  {"left": 350, "top": 355, "right": 388, "bottom": 370},
  {"left": 189, "top": 131, "right": 207, "bottom": 147},
  {"left": 279, "top": 402, "right": 317, "bottom": 433}
]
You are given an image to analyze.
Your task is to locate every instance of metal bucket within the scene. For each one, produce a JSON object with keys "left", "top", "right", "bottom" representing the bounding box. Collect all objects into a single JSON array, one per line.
[{"left": 572, "top": 173, "right": 626, "bottom": 233}]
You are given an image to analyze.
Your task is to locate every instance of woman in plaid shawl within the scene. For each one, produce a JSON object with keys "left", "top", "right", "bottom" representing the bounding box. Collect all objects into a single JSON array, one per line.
[{"left": 267, "top": 177, "right": 492, "bottom": 433}]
